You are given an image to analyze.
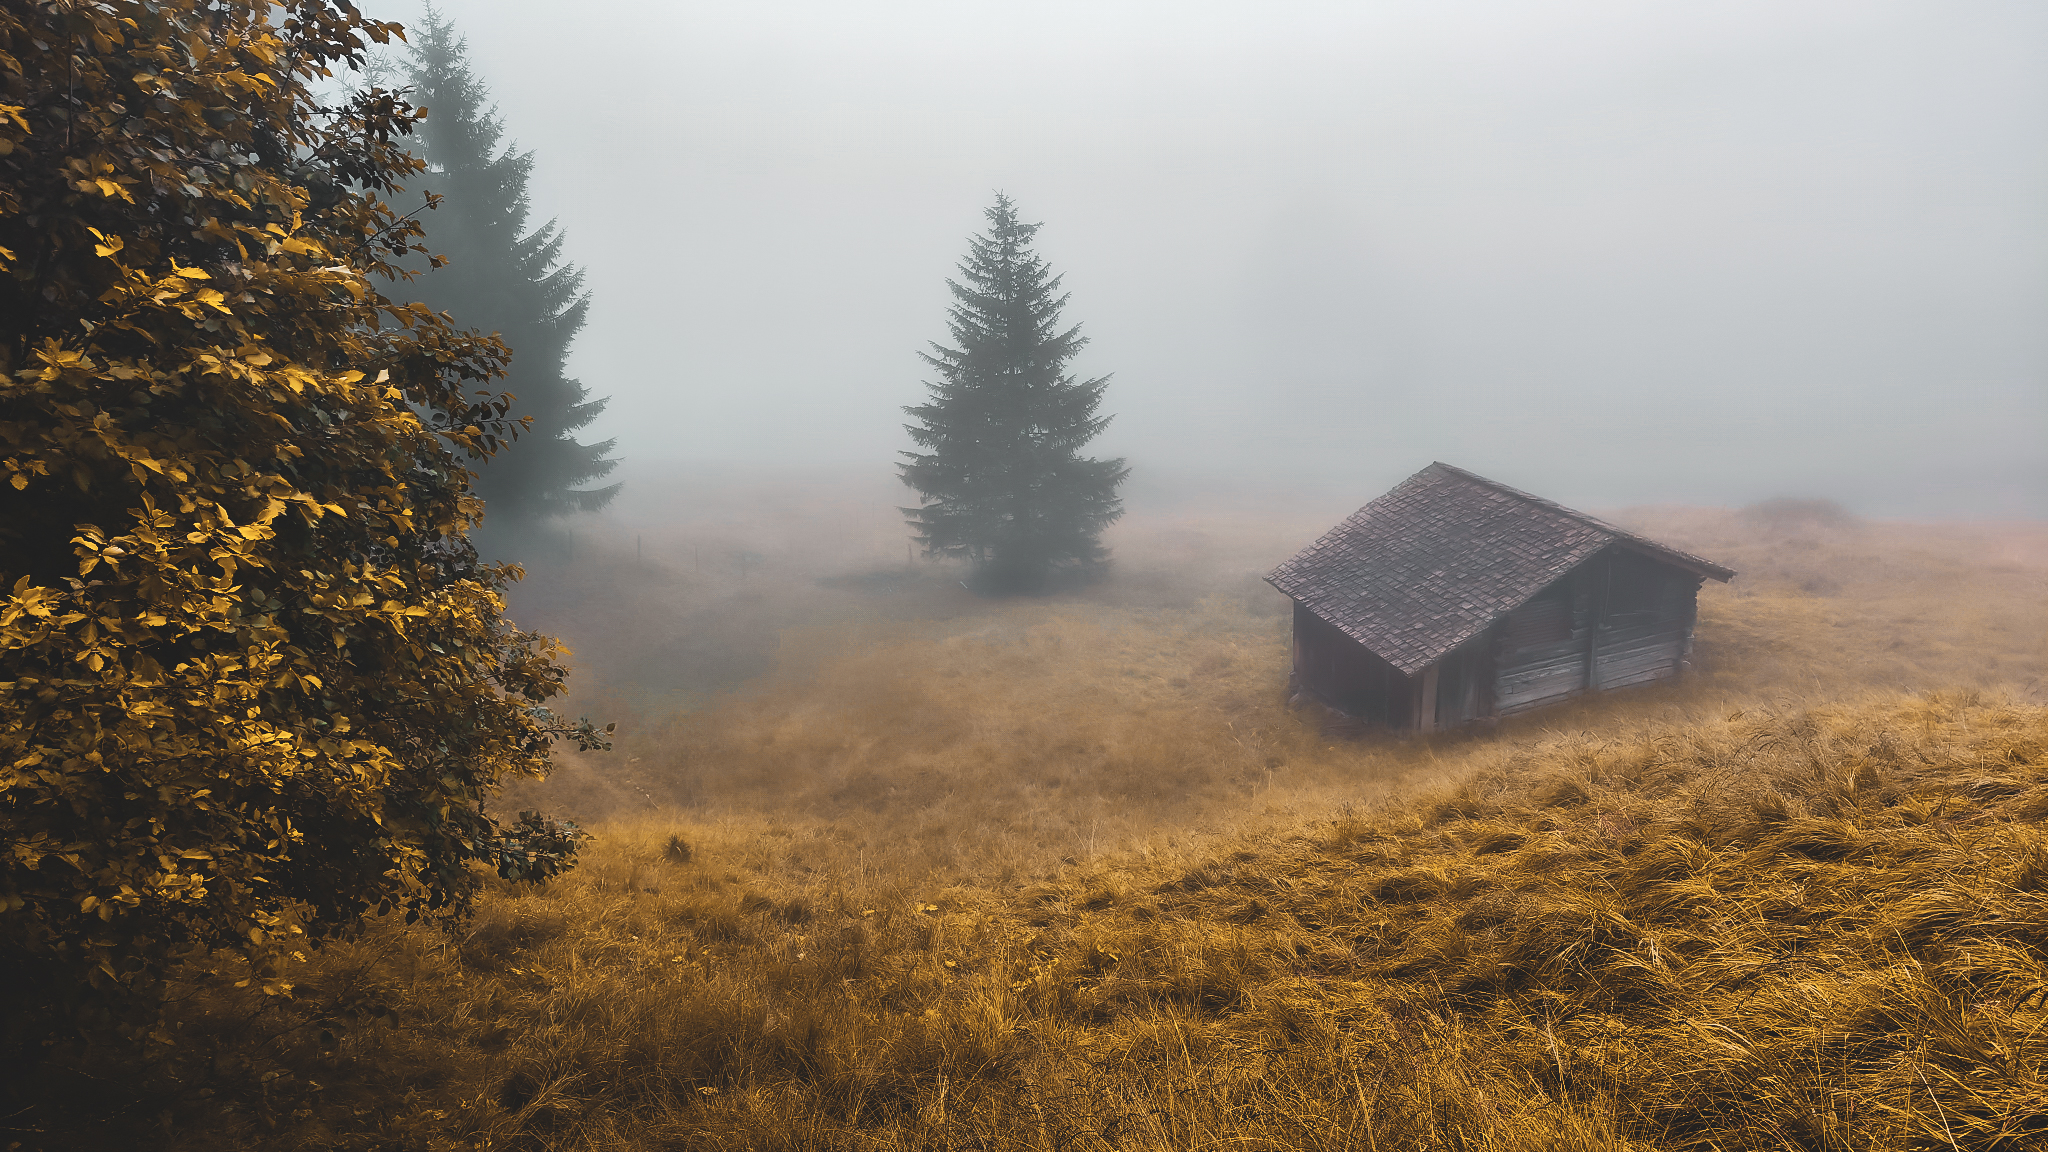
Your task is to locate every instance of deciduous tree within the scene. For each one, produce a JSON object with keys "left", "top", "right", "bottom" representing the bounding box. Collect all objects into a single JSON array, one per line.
[
  {"left": 900, "top": 195, "right": 1127, "bottom": 593},
  {"left": 0, "top": 0, "right": 605, "bottom": 1041}
]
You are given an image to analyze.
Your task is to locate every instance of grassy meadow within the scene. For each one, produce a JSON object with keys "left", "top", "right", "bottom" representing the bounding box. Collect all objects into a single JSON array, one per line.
[{"left": 10, "top": 473, "right": 2048, "bottom": 1150}]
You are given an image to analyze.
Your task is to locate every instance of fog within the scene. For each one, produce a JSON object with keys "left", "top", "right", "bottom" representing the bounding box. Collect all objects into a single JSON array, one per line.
[{"left": 394, "top": 0, "right": 2045, "bottom": 519}]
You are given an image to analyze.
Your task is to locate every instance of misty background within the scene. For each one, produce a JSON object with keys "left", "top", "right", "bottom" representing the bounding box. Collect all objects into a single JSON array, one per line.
[{"left": 390, "top": 0, "right": 2045, "bottom": 520}]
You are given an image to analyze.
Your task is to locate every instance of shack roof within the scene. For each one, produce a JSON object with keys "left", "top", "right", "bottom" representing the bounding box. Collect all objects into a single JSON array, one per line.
[{"left": 1265, "top": 462, "right": 1734, "bottom": 676}]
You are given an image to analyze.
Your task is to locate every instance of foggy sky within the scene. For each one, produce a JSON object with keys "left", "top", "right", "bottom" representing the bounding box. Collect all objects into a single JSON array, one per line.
[{"left": 391, "top": 1, "right": 2047, "bottom": 518}]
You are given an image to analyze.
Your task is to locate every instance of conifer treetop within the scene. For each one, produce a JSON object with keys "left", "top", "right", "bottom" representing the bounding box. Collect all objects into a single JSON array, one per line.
[
  {"left": 405, "top": 8, "right": 619, "bottom": 523},
  {"left": 901, "top": 195, "right": 1128, "bottom": 594}
]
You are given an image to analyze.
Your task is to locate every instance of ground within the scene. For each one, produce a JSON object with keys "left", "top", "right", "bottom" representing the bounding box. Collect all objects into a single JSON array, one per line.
[{"left": 9, "top": 472, "right": 2046, "bottom": 1150}]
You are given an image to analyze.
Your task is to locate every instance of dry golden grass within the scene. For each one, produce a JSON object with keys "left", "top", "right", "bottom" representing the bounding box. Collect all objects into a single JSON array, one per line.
[{"left": 9, "top": 488, "right": 2047, "bottom": 1151}]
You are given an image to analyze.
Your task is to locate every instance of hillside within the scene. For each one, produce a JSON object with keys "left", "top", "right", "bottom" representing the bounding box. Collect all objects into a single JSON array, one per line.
[
  {"left": 6, "top": 505, "right": 2045, "bottom": 1151},
  {"left": 26, "top": 694, "right": 2041, "bottom": 1151}
]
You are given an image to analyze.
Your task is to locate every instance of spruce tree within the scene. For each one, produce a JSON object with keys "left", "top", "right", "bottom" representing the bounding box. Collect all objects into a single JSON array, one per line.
[
  {"left": 404, "top": 10, "right": 619, "bottom": 525},
  {"left": 901, "top": 195, "right": 1129, "bottom": 594}
]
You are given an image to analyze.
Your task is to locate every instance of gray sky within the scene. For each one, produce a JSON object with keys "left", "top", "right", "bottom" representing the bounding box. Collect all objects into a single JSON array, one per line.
[{"left": 393, "top": 0, "right": 2047, "bottom": 518}]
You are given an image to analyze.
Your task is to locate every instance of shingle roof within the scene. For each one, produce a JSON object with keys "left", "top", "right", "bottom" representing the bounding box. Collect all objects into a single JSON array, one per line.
[{"left": 1265, "top": 463, "right": 1735, "bottom": 676}]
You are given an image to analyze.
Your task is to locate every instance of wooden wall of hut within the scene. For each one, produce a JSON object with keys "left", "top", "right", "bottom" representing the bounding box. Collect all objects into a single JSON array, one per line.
[
  {"left": 1432, "top": 637, "right": 1495, "bottom": 729},
  {"left": 1492, "top": 547, "right": 1703, "bottom": 717}
]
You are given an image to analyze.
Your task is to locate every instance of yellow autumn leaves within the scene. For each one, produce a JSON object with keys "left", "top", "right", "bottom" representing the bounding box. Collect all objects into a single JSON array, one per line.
[{"left": 2, "top": 0, "right": 595, "bottom": 1023}]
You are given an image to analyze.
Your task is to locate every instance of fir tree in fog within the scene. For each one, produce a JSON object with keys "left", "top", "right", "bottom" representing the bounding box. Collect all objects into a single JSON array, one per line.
[
  {"left": 406, "top": 10, "right": 619, "bottom": 526},
  {"left": 901, "top": 195, "right": 1129, "bottom": 594}
]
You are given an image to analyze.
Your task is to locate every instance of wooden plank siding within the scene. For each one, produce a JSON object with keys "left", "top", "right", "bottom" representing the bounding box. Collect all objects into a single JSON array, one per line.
[
  {"left": 1432, "top": 636, "right": 1494, "bottom": 728},
  {"left": 1494, "top": 590, "right": 1583, "bottom": 715},
  {"left": 1491, "top": 547, "right": 1704, "bottom": 717},
  {"left": 1589, "top": 547, "right": 1701, "bottom": 697}
]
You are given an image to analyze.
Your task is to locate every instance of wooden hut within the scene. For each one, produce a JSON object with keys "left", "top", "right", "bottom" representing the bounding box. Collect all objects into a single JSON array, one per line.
[{"left": 1266, "top": 463, "right": 1734, "bottom": 731}]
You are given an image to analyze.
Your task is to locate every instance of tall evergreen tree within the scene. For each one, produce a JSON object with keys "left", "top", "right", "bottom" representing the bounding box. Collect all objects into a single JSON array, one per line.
[
  {"left": 404, "top": 10, "right": 618, "bottom": 524},
  {"left": 901, "top": 195, "right": 1129, "bottom": 593}
]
